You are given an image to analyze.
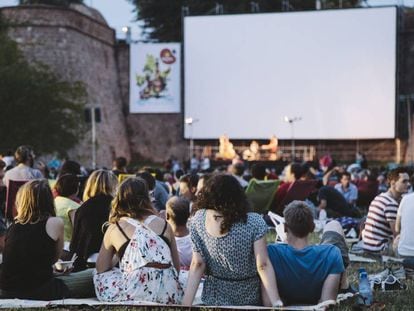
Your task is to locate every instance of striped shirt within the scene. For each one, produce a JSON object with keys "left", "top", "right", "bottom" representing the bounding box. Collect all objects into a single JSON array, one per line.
[{"left": 362, "top": 192, "right": 398, "bottom": 252}]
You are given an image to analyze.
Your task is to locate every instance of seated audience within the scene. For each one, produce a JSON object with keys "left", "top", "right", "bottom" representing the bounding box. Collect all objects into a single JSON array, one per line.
[
  {"left": 137, "top": 169, "right": 169, "bottom": 211},
  {"left": 111, "top": 157, "right": 128, "bottom": 177},
  {"left": 362, "top": 167, "right": 410, "bottom": 254},
  {"left": 54, "top": 174, "right": 81, "bottom": 242},
  {"left": 251, "top": 163, "right": 266, "bottom": 181},
  {"left": 272, "top": 163, "right": 303, "bottom": 212},
  {"left": 2, "top": 145, "right": 43, "bottom": 188},
  {"left": 70, "top": 170, "right": 118, "bottom": 271},
  {"left": 179, "top": 173, "right": 199, "bottom": 210},
  {"left": 94, "top": 177, "right": 183, "bottom": 303},
  {"left": 0, "top": 179, "right": 94, "bottom": 300},
  {"left": 182, "top": 174, "right": 282, "bottom": 307},
  {"left": 166, "top": 196, "right": 192, "bottom": 268},
  {"left": 318, "top": 185, "right": 360, "bottom": 218},
  {"left": 334, "top": 172, "right": 358, "bottom": 206},
  {"left": 229, "top": 162, "right": 248, "bottom": 188},
  {"left": 267, "top": 201, "right": 345, "bottom": 306}
]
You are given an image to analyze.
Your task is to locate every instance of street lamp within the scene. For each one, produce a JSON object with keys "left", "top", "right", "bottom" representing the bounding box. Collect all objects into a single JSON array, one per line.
[
  {"left": 122, "top": 26, "right": 131, "bottom": 44},
  {"left": 284, "top": 116, "right": 302, "bottom": 161},
  {"left": 185, "top": 117, "right": 199, "bottom": 161}
]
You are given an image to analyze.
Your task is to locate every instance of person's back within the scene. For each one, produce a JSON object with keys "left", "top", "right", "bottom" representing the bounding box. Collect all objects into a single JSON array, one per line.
[
  {"left": 3, "top": 146, "right": 42, "bottom": 188},
  {"left": 267, "top": 201, "right": 344, "bottom": 306},
  {"left": 397, "top": 192, "right": 414, "bottom": 257},
  {"left": 166, "top": 196, "right": 191, "bottom": 268},
  {"left": 1, "top": 219, "right": 56, "bottom": 293},
  {"left": 267, "top": 243, "right": 342, "bottom": 305}
]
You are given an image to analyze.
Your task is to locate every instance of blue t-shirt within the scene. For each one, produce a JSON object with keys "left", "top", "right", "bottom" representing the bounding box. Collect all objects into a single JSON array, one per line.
[{"left": 267, "top": 243, "right": 344, "bottom": 305}]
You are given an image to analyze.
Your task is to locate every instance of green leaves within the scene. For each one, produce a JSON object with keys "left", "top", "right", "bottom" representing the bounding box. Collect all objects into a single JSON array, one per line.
[
  {"left": 0, "top": 21, "right": 86, "bottom": 156},
  {"left": 129, "top": 0, "right": 362, "bottom": 42}
]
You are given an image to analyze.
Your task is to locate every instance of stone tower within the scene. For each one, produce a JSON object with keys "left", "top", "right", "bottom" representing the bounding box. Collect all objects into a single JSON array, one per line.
[{"left": 1, "top": 4, "right": 131, "bottom": 167}]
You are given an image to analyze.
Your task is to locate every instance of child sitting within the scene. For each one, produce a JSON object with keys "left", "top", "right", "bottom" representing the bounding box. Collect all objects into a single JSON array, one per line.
[{"left": 166, "top": 196, "right": 192, "bottom": 269}]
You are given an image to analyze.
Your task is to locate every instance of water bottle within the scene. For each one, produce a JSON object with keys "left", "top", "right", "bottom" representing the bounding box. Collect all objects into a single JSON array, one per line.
[
  {"left": 319, "top": 209, "right": 327, "bottom": 230},
  {"left": 358, "top": 269, "right": 373, "bottom": 306}
]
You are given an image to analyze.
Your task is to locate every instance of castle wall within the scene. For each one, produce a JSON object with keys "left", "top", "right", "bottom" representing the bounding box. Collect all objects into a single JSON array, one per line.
[{"left": 1, "top": 4, "right": 131, "bottom": 167}]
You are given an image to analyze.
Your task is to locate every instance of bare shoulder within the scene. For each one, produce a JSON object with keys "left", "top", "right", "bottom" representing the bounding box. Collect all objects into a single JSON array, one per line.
[
  {"left": 147, "top": 215, "right": 171, "bottom": 235},
  {"left": 46, "top": 217, "right": 63, "bottom": 240},
  {"left": 46, "top": 216, "right": 64, "bottom": 228}
]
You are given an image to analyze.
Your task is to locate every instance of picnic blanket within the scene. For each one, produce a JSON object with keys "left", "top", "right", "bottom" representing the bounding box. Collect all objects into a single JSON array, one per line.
[{"left": 0, "top": 293, "right": 354, "bottom": 310}]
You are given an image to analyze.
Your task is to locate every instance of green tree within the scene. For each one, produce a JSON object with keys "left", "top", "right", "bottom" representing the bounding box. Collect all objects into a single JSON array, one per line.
[
  {"left": 0, "top": 17, "right": 86, "bottom": 156},
  {"left": 130, "top": 0, "right": 361, "bottom": 42},
  {"left": 19, "top": 0, "right": 83, "bottom": 5}
]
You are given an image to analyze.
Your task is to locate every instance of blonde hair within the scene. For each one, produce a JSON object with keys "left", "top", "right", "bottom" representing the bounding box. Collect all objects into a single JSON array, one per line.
[
  {"left": 109, "top": 177, "right": 156, "bottom": 224},
  {"left": 15, "top": 179, "right": 55, "bottom": 225},
  {"left": 83, "top": 169, "right": 118, "bottom": 202}
]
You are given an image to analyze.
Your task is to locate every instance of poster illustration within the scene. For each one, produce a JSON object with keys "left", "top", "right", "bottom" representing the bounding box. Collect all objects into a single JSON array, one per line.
[{"left": 130, "top": 43, "right": 181, "bottom": 113}]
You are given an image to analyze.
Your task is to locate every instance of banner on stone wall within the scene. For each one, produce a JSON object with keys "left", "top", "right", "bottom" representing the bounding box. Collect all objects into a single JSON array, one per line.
[{"left": 129, "top": 43, "right": 181, "bottom": 113}]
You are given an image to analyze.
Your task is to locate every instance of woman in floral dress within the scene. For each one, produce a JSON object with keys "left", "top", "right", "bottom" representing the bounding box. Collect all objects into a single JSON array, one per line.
[{"left": 93, "top": 177, "right": 183, "bottom": 303}]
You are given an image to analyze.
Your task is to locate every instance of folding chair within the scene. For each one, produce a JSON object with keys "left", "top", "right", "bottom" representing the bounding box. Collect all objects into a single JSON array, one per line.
[
  {"left": 267, "top": 211, "right": 287, "bottom": 243},
  {"left": 118, "top": 174, "right": 135, "bottom": 183},
  {"left": 245, "top": 179, "right": 280, "bottom": 214},
  {"left": 273, "top": 180, "right": 318, "bottom": 215}
]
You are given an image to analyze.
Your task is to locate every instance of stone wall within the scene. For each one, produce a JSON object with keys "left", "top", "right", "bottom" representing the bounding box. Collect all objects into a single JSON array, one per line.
[
  {"left": 1, "top": 4, "right": 131, "bottom": 168},
  {"left": 115, "top": 41, "right": 188, "bottom": 164}
]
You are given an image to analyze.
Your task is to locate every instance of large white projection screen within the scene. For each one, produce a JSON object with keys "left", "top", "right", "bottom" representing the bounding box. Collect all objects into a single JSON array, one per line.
[{"left": 184, "top": 7, "right": 397, "bottom": 140}]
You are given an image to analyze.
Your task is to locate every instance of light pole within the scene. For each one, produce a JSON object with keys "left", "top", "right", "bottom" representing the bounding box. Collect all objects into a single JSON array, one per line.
[
  {"left": 185, "top": 117, "right": 199, "bottom": 161},
  {"left": 284, "top": 116, "right": 302, "bottom": 161}
]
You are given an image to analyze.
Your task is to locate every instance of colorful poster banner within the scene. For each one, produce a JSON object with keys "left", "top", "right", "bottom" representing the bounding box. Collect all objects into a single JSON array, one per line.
[{"left": 130, "top": 43, "right": 181, "bottom": 113}]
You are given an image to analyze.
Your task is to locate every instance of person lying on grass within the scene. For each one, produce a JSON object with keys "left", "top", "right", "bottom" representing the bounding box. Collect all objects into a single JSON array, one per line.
[{"left": 265, "top": 200, "right": 345, "bottom": 306}]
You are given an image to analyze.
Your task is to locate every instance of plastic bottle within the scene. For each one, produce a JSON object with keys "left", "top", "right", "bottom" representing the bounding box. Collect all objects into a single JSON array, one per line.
[
  {"left": 358, "top": 269, "right": 373, "bottom": 306},
  {"left": 319, "top": 209, "right": 327, "bottom": 230}
]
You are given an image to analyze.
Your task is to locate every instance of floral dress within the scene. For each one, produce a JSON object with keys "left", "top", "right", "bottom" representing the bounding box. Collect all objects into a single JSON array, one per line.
[{"left": 93, "top": 216, "right": 183, "bottom": 303}]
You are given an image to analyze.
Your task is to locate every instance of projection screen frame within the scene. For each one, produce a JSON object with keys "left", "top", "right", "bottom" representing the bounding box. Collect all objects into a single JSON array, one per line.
[{"left": 182, "top": 6, "right": 399, "bottom": 141}]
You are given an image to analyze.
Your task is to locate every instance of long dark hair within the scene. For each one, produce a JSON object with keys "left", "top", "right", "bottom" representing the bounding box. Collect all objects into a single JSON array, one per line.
[{"left": 194, "top": 174, "right": 249, "bottom": 234}]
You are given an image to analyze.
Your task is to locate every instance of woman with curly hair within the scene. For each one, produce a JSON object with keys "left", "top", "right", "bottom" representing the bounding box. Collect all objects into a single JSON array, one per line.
[
  {"left": 93, "top": 177, "right": 183, "bottom": 303},
  {"left": 182, "top": 174, "right": 282, "bottom": 307}
]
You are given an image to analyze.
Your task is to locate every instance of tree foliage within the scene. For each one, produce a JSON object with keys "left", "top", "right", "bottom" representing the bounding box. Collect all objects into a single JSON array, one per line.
[
  {"left": 130, "top": 0, "right": 362, "bottom": 42},
  {"left": 19, "top": 0, "right": 83, "bottom": 5},
  {"left": 0, "top": 17, "right": 86, "bottom": 156}
]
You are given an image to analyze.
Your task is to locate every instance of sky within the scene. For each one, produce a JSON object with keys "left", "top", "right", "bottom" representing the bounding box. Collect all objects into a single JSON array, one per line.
[{"left": 0, "top": 0, "right": 414, "bottom": 40}]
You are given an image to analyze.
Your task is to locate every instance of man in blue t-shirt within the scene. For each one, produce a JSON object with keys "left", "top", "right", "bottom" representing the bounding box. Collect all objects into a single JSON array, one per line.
[{"left": 267, "top": 201, "right": 345, "bottom": 306}]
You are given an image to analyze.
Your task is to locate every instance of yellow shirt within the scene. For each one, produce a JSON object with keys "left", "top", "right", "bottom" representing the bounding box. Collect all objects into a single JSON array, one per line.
[{"left": 55, "top": 196, "right": 80, "bottom": 242}]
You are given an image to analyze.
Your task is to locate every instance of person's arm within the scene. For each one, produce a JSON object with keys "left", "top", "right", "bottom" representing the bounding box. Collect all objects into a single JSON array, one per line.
[
  {"left": 166, "top": 223, "right": 180, "bottom": 273},
  {"left": 254, "top": 237, "right": 283, "bottom": 307},
  {"left": 68, "top": 209, "right": 77, "bottom": 227},
  {"left": 389, "top": 221, "right": 397, "bottom": 237},
  {"left": 182, "top": 251, "right": 206, "bottom": 306},
  {"left": 319, "top": 199, "right": 327, "bottom": 210},
  {"left": 95, "top": 225, "right": 116, "bottom": 273},
  {"left": 320, "top": 274, "right": 341, "bottom": 303},
  {"left": 46, "top": 216, "right": 64, "bottom": 262},
  {"left": 395, "top": 215, "right": 401, "bottom": 234}
]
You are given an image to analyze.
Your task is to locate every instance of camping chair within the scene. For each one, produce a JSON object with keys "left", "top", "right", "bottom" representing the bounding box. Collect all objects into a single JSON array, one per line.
[
  {"left": 5, "top": 180, "right": 29, "bottom": 224},
  {"left": 273, "top": 180, "right": 318, "bottom": 215},
  {"left": 267, "top": 211, "right": 286, "bottom": 243},
  {"left": 245, "top": 179, "right": 280, "bottom": 214},
  {"left": 118, "top": 174, "right": 135, "bottom": 183}
]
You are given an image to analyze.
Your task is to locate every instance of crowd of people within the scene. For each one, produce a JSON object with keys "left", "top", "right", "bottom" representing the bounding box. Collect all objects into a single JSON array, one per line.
[{"left": 0, "top": 145, "right": 413, "bottom": 306}]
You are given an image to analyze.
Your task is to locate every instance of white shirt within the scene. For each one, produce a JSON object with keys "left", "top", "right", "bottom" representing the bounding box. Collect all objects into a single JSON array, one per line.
[
  {"left": 175, "top": 234, "right": 192, "bottom": 267},
  {"left": 398, "top": 193, "right": 414, "bottom": 257},
  {"left": 3, "top": 163, "right": 43, "bottom": 188}
]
